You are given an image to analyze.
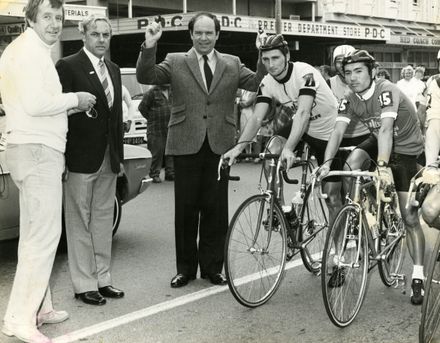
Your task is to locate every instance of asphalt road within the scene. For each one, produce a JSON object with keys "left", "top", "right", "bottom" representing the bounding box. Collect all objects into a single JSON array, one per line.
[{"left": 0, "top": 162, "right": 439, "bottom": 343}]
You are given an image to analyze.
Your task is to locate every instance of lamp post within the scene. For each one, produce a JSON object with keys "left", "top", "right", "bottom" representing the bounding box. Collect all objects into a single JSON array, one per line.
[{"left": 275, "top": 0, "right": 282, "bottom": 34}]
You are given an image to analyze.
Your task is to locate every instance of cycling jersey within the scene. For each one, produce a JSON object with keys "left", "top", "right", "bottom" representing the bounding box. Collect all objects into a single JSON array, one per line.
[
  {"left": 328, "top": 75, "right": 370, "bottom": 138},
  {"left": 256, "top": 61, "right": 337, "bottom": 141},
  {"left": 425, "top": 74, "right": 440, "bottom": 122},
  {"left": 337, "top": 78, "right": 423, "bottom": 156}
]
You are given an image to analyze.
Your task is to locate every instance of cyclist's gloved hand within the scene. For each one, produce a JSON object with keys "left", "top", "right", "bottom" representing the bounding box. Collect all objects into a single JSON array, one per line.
[
  {"left": 377, "top": 166, "right": 393, "bottom": 188},
  {"left": 280, "top": 147, "right": 296, "bottom": 170},
  {"left": 422, "top": 167, "right": 440, "bottom": 185}
]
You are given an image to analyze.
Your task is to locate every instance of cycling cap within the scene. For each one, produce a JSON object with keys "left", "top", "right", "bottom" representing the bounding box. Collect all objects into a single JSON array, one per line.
[
  {"left": 342, "top": 49, "right": 376, "bottom": 67},
  {"left": 332, "top": 45, "right": 355, "bottom": 63},
  {"left": 259, "top": 34, "right": 289, "bottom": 55}
]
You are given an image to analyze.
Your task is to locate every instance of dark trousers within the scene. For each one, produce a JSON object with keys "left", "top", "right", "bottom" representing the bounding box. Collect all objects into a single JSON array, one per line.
[
  {"left": 173, "top": 137, "right": 229, "bottom": 277},
  {"left": 147, "top": 131, "right": 174, "bottom": 178}
]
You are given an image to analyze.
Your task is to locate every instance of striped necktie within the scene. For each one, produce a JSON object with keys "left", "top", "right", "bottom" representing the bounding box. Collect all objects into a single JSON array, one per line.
[{"left": 98, "top": 60, "right": 113, "bottom": 108}]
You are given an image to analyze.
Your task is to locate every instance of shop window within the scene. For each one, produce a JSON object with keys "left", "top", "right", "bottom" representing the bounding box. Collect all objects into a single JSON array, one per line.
[
  {"left": 393, "top": 53, "right": 401, "bottom": 62},
  {"left": 408, "top": 51, "right": 415, "bottom": 62},
  {"left": 373, "top": 52, "right": 383, "bottom": 61},
  {"left": 422, "top": 52, "right": 429, "bottom": 64},
  {"left": 384, "top": 52, "right": 393, "bottom": 62}
]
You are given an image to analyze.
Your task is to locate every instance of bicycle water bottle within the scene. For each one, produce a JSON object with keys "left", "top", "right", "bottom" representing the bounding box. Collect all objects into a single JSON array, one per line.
[
  {"left": 291, "top": 191, "right": 303, "bottom": 215},
  {"left": 365, "top": 211, "right": 378, "bottom": 239}
]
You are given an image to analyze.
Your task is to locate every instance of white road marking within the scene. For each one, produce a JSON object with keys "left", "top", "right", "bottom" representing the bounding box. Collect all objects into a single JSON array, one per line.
[{"left": 53, "top": 259, "right": 304, "bottom": 343}]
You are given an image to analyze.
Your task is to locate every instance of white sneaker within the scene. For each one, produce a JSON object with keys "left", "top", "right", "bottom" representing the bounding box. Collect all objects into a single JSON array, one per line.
[
  {"left": 2, "top": 322, "right": 52, "bottom": 343},
  {"left": 37, "top": 310, "right": 69, "bottom": 327}
]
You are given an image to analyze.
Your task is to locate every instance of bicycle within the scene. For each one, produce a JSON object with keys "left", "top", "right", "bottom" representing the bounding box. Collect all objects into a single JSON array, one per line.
[
  {"left": 406, "top": 161, "right": 440, "bottom": 343},
  {"left": 221, "top": 141, "right": 329, "bottom": 308},
  {"left": 316, "top": 169, "right": 406, "bottom": 327}
]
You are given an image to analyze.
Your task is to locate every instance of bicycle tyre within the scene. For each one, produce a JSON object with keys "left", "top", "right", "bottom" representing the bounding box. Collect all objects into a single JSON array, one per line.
[
  {"left": 225, "top": 194, "right": 287, "bottom": 308},
  {"left": 321, "top": 204, "right": 369, "bottom": 327},
  {"left": 299, "top": 183, "right": 329, "bottom": 274},
  {"left": 377, "top": 201, "right": 406, "bottom": 287},
  {"left": 419, "top": 233, "right": 440, "bottom": 343}
]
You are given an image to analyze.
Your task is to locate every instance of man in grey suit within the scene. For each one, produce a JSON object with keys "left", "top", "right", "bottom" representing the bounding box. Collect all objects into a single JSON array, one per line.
[{"left": 137, "top": 12, "right": 265, "bottom": 288}]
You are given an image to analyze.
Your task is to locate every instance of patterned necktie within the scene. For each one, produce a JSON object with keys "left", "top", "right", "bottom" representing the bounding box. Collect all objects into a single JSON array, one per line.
[
  {"left": 203, "top": 55, "right": 213, "bottom": 91},
  {"left": 98, "top": 60, "right": 113, "bottom": 108}
]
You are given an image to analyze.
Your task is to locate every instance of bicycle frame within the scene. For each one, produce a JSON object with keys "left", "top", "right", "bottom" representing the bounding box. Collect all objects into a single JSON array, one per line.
[{"left": 314, "top": 170, "right": 404, "bottom": 275}]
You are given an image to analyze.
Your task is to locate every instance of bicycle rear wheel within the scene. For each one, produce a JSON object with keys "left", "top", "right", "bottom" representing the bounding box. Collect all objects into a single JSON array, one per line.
[
  {"left": 420, "top": 234, "right": 440, "bottom": 343},
  {"left": 377, "top": 202, "right": 406, "bottom": 287},
  {"left": 299, "top": 183, "right": 329, "bottom": 274},
  {"left": 225, "top": 194, "right": 287, "bottom": 308},
  {"left": 321, "top": 204, "right": 369, "bottom": 327}
]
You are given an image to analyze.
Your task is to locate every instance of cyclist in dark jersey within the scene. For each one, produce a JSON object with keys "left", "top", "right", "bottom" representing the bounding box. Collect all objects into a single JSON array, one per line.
[{"left": 317, "top": 49, "right": 425, "bottom": 305}]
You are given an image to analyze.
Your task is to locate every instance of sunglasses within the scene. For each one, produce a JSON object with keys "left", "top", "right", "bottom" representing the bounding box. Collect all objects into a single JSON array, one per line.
[{"left": 85, "top": 107, "right": 98, "bottom": 119}]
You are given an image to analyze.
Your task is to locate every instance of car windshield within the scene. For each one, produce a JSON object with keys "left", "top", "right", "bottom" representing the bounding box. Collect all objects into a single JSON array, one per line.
[{"left": 121, "top": 74, "right": 150, "bottom": 99}]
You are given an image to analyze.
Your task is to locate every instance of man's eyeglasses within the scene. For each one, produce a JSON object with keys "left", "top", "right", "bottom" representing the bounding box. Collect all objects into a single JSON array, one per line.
[{"left": 85, "top": 107, "right": 98, "bottom": 119}]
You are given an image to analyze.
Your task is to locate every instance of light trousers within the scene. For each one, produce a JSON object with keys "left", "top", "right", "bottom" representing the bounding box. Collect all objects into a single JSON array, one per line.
[
  {"left": 4, "top": 143, "right": 64, "bottom": 328},
  {"left": 64, "top": 148, "right": 117, "bottom": 293}
]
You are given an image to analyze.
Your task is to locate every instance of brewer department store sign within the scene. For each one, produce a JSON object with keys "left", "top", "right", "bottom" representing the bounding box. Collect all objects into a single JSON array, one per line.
[{"left": 113, "top": 13, "right": 390, "bottom": 41}]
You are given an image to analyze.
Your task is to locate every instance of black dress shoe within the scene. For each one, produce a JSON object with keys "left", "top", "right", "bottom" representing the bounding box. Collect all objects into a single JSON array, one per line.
[
  {"left": 74, "top": 291, "right": 106, "bottom": 306},
  {"left": 99, "top": 286, "right": 125, "bottom": 298},
  {"left": 201, "top": 273, "right": 227, "bottom": 285},
  {"left": 170, "top": 273, "right": 195, "bottom": 288}
]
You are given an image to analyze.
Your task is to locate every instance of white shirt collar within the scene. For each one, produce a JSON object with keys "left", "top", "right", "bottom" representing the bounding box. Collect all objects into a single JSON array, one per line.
[
  {"left": 194, "top": 49, "right": 216, "bottom": 63},
  {"left": 355, "top": 80, "right": 376, "bottom": 101},
  {"left": 83, "top": 47, "right": 105, "bottom": 68}
]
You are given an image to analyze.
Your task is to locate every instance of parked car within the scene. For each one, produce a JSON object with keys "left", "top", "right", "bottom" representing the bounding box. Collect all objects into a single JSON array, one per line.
[
  {"left": 121, "top": 67, "right": 150, "bottom": 145},
  {"left": 0, "top": 144, "right": 152, "bottom": 242}
]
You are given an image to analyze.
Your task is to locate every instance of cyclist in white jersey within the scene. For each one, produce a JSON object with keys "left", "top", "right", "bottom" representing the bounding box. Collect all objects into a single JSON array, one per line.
[
  {"left": 316, "top": 49, "right": 425, "bottom": 305},
  {"left": 418, "top": 49, "right": 440, "bottom": 229},
  {"left": 224, "top": 34, "right": 350, "bottom": 223}
]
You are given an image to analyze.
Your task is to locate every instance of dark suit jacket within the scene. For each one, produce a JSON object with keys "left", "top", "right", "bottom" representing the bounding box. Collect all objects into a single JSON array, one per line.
[
  {"left": 136, "top": 46, "right": 265, "bottom": 156},
  {"left": 56, "top": 49, "right": 123, "bottom": 174}
]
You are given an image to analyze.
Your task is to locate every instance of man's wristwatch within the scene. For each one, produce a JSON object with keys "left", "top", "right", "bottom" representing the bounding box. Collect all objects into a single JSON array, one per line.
[{"left": 377, "top": 160, "right": 388, "bottom": 167}]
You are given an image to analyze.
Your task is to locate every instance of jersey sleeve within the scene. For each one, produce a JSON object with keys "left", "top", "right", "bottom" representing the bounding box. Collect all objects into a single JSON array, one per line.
[
  {"left": 255, "top": 76, "right": 272, "bottom": 105},
  {"left": 377, "top": 83, "right": 399, "bottom": 120},
  {"left": 298, "top": 66, "right": 320, "bottom": 97},
  {"left": 335, "top": 97, "right": 352, "bottom": 124}
]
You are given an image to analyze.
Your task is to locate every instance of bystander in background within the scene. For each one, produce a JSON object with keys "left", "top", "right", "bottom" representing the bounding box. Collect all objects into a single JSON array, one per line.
[{"left": 138, "top": 84, "right": 174, "bottom": 183}]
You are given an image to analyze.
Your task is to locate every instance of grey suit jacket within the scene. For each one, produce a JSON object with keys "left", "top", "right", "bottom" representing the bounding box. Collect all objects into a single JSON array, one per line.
[{"left": 136, "top": 46, "right": 265, "bottom": 155}]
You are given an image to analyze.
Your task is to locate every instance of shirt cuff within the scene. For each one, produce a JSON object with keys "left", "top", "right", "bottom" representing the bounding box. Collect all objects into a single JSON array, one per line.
[{"left": 66, "top": 92, "right": 79, "bottom": 110}]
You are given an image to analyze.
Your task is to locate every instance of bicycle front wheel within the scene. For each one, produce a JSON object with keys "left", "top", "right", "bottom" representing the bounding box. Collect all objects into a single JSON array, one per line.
[
  {"left": 377, "top": 202, "right": 406, "bottom": 287},
  {"left": 321, "top": 205, "right": 369, "bottom": 327},
  {"left": 225, "top": 194, "right": 287, "bottom": 308},
  {"left": 420, "top": 234, "right": 440, "bottom": 343},
  {"left": 299, "top": 183, "right": 329, "bottom": 274}
]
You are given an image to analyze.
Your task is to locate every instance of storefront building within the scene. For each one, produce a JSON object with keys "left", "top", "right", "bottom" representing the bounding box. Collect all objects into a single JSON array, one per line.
[{"left": 0, "top": 0, "right": 439, "bottom": 82}]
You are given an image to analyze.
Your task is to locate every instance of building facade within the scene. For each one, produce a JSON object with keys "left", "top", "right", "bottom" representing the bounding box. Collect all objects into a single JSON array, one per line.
[{"left": 0, "top": 0, "right": 439, "bottom": 82}]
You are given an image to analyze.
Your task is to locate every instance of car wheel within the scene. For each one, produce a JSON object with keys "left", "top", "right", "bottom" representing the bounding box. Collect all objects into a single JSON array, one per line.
[{"left": 112, "top": 194, "right": 122, "bottom": 237}]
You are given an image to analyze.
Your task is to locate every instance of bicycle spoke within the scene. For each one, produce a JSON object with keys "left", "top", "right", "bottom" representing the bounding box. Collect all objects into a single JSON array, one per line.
[{"left": 225, "top": 195, "right": 287, "bottom": 307}]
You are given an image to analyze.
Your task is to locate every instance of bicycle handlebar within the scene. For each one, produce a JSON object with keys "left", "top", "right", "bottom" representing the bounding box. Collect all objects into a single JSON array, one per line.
[
  {"left": 218, "top": 153, "right": 304, "bottom": 184},
  {"left": 311, "top": 169, "right": 392, "bottom": 203}
]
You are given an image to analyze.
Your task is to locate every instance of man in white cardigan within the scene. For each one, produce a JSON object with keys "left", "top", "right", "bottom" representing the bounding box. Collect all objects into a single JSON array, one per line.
[{"left": 0, "top": 0, "right": 94, "bottom": 342}]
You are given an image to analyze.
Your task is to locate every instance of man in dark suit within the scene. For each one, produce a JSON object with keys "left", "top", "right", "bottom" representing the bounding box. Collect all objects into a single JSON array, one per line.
[
  {"left": 56, "top": 15, "right": 125, "bottom": 305},
  {"left": 136, "top": 12, "right": 265, "bottom": 288}
]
